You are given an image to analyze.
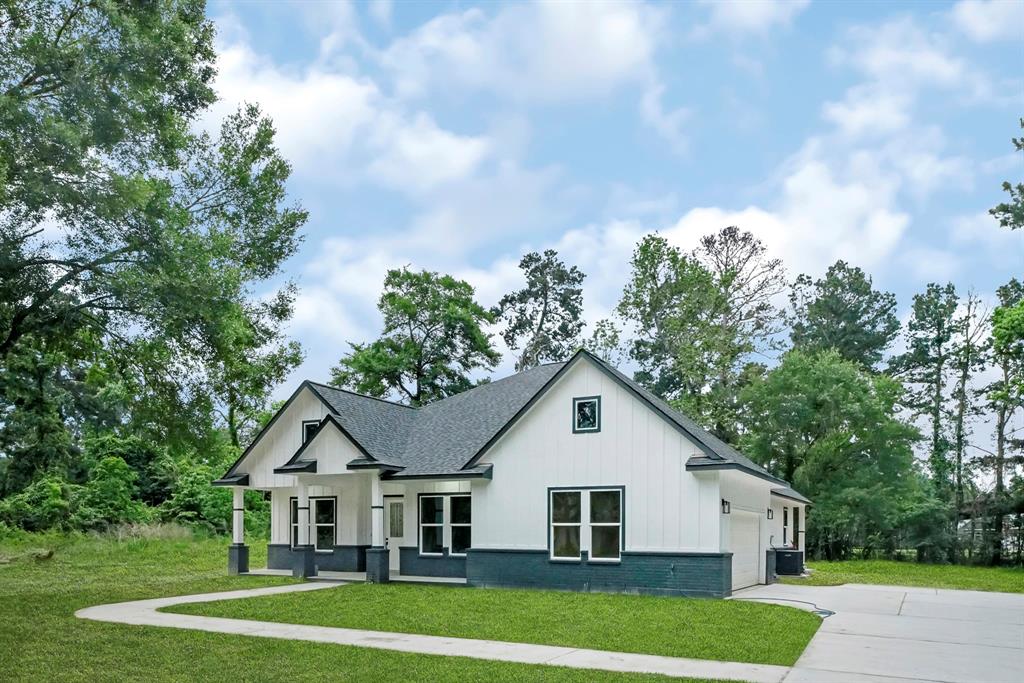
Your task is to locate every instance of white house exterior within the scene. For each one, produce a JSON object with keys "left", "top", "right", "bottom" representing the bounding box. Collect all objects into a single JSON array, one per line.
[{"left": 217, "top": 349, "right": 809, "bottom": 597}]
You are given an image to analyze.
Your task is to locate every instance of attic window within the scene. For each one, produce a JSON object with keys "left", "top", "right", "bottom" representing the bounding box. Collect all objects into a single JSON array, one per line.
[
  {"left": 572, "top": 396, "right": 601, "bottom": 433},
  {"left": 302, "top": 420, "right": 319, "bottom": 444}
]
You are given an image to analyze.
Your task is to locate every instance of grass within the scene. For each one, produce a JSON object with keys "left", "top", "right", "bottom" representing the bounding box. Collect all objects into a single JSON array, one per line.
[
  {"left": 0, "top": 531, "right": 728, "bottom": 682},
  {"left": 167, "top": 580, "right": 821, "bottom": 666},
  {"left": 781, "top": 559, "right": 1024, "bottom": 593}
]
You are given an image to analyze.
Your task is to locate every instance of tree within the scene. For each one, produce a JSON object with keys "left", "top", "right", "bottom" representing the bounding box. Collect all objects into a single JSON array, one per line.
[
  {"left": 740, "top": 350, "right": 922, "bottom": 559},
  {"left": 895, "top": 283, "right": 959, "bottom": 499},
  {"left": 0, "top": 3, "right": 306, "bottom": 489},
  {"left": 949, "top": 294, "right": 987, "bottom": 518},
  {"left": 981, "top": 280, "right": 1024, "bottom": 564},
  {"left": 332, "top": 268, "right": 500, "bottom": 405},
  {"left": 587, "top": 319, "right": 624, "bottom": 366},
  {"left": 789, "top": 260, "right": 900, "bottom": 369},
  {"left": 990, "top": 118, "right": 1024, "bottom": 231},
  {"left": 493, "top": 250, "right": 585, "bottom": 371},
  {"left": 617, "top": 228, "right": 786, "bottom": 443}
]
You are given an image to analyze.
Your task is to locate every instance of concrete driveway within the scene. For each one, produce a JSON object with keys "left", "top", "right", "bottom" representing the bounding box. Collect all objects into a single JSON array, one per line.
[{"left": 736, "top": 582, "right": 1023, "bottom": 683}]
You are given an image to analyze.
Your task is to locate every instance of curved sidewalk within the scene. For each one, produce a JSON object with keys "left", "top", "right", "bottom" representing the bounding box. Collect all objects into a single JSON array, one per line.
[{"left": 76, "top": 582, "right": 789, "bottom": 682}]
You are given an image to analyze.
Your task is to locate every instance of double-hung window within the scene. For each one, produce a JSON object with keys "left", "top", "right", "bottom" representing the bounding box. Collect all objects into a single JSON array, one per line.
[
  {"left": 419, "top": 495, "right": 444, "bottom": 555},
  {"left": 290, "top": 496, "right": 336, "bottom": 551},
  {"left": 450, "top": 495, "right": 472, "bottom": 555},
  {"left": 418, "top": 494, "right": 472, "bottom": 555},
  {"left": 550, "top": 488, "right": 622, "bottom": 561}
]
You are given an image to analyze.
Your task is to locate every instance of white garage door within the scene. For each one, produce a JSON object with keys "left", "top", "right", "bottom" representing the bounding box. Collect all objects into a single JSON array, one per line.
[{"left": 730, "top": 510, "right": 760, "bottom": 590}]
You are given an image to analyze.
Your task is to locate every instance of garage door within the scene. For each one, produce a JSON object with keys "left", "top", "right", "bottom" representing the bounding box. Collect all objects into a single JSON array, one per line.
[{"left": 730, "top": 510, "right": 760, "bottom": 590}]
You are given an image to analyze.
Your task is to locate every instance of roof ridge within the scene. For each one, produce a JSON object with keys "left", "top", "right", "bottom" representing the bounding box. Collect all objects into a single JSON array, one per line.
[
  {"left": 306, "top": 381, "right": 416, "bottom": 409},
  {"left": 415, "top": 361, "right": 570, "bottom": 411}
]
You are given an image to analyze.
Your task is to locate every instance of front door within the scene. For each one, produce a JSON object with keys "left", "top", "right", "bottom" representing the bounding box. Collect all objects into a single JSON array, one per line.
[{"left": 384, "top": 498, "right": 405, "bottom": 572}]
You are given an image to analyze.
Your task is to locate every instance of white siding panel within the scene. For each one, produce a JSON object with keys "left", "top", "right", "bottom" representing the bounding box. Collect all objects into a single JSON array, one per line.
[
  {"left": 473, "top": 360, "right": 717, "bottom": 553},
  {"left": 269, "top": 479, "right": 371, "bottom": 546},
  {"left": 244, "top": 389, "right": 331, "bottom": 489}
]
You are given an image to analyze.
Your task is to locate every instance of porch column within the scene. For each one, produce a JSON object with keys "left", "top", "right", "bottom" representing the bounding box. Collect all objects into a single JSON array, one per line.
[
  {"left": 227, "top": 487, "right": 248, "bottom": 575},
  {"left": 292, "top": 483, "right": 315, "bottom": 578},
  {"left": 365, "top": 473, "right": 390, "bottom": 582}
]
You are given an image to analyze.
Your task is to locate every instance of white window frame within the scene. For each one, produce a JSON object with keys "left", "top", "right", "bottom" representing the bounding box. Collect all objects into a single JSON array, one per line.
[
  {"left": 549, "top": 490, "right": 582, "bottom": 560},
  {"left": 449, "top": 494, "right": 472, "bottom": 557},
  {"left": 587, "top": 489, "right": 622, "bottom": 562},
  {"left": 549, "top": 488, "right": 622, "bottom": 562},
  {"left": 290, "top": 495, "right": 337, "bottom": 552},
  {"left": 419, "top": 495, "right": 445, "bottom": 556},
  {"left": 301, "top": 419, "right": 319, "bottom": 444}
]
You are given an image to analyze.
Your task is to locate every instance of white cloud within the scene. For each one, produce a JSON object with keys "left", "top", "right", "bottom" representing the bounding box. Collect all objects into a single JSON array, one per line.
[
  {"left": 695, "top": 0, "right": 809, "bottom": 36},
  {"left": 950, "top": 0, "right": 1024, "bottom": 42},
  {"left": 823, "top": 85, "right": 911, "bottom": 138},
  {"left": 368, "top": 0, "right": 392, "bottom": 28},
  {"left": 640, "top": 83, "right": 691, "bottom": 154},
  {"left": 379, "top": 1, "right": 665, "bottom": 102}
]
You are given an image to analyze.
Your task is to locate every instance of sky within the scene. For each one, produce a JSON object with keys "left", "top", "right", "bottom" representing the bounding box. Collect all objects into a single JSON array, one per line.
[{"left": 203, "top": 0, "right": 1024, "bottom": 398}]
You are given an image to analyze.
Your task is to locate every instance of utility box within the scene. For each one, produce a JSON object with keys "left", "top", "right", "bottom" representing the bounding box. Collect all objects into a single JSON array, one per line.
[{"left": 775, "top": 549, "right": 804, "bottom": 575}]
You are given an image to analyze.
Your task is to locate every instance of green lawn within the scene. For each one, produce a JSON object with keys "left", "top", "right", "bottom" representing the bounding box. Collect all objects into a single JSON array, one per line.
[
  {"left": 781, "top": 560, "right": 1024, "bottom": 593},
  {"left": 0, "top": 531, "right": 729, "bottom": 682},
  {"left": 168, "top": 579, "right": 820, "bottom": 666}
]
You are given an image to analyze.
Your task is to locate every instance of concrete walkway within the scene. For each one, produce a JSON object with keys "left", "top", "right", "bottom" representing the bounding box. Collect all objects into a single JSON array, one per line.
[
  {"left": 76, "top": 582, "right": 790, "bottom": 682},
  {"left": 737, "top": 583, "right": 1024, "bottom": 683}
]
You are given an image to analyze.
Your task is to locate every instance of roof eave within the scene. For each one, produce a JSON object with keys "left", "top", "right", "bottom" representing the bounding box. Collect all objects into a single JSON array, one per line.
[
  {"left": 685, "top": 458, "right": 788, "bottom": 486},
  {"left": 212, "top": 473, "right": 249, "bottom": 486},
  {"left": 384, "top": 464, "right": 493, "bottom": 481},
  {"left": 273, "top": 460, "right": 317, "bottom": 474},
  {"left": 771, "top": 488, "right": 813, "bottom": 505}
]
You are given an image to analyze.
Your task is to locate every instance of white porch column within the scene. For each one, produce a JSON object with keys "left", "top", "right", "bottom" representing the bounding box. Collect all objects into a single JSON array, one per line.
[
  {"left": 371, "top": 474, "right": 384, "bottom": 547},
  {"left": 232, "top": 487, "right": 245, "bottom": 545},
  {"left": 297, "top": 484, "right": 311, "bottom": 547}
]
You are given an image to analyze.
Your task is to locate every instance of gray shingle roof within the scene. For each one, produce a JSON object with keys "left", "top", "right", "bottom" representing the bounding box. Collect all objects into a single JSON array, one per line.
[
  {"left": 306, "top": 363, "right": 564, "bottom": 477},
  {"left": 229, "top": 349, "right": 801, "bottom": 499}
]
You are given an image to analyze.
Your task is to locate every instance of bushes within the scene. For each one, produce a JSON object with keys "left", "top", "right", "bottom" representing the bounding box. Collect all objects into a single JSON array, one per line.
[{"left": 0, "top": 476, "right": 72, "bottom": 532}]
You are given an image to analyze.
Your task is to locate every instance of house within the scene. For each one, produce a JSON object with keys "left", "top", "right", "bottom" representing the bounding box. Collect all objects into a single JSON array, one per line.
[{"left": 215, "top": 349, "right": 810, "bottom": 597}]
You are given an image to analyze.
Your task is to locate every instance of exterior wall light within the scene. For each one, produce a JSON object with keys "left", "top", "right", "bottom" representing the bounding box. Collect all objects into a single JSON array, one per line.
[
  {"left": 767, "top": 508, "right": 774, "bottom": 520},
  {"left": 721, "top": 499, "right": 731, "bottom": 514}
]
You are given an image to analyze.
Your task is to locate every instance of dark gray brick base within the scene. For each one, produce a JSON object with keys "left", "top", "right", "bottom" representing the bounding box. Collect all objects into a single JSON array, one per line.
[
  {"left": 466, "top": 549, "right": 733, "bottom": 597},
  {"left": 292, "top": 545, "right": 316, "bottom": 578},
  {"left": 228, "top": 544, "right": 249, "bottom": 575},
  {"left": 399, "top": 547, "right": 467, "bottom": 578},
  {"left": 365, "top": 547, "right": 390, "bottom": 582},
  {"left": 765, "top": 549, "right": 777, "bottom": 584},
  {"left": 267, "top": 544, "right": 369, "bottom": 572}
]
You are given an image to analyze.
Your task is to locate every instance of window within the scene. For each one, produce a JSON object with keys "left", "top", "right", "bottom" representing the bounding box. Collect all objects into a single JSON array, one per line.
[
  {"left": 572, "top": 396, "right": 601, "bottom": 433},
  {"left": 419, "top": 496, "right": 444, "bottom": 555},
  {"left": 783, "top": 507, "right": 789, "bottom": 545},
  {"left": 550, "top": 488, "right": 622, "bottom": 561},
  {"left": 450, "top": 495, "right": 472, "bottom": 555},
  {"left": 302, "top": 420, "right": 319, "bottom": 444},
  {"left": 388, "top": 501, "right": 404, "bottom": 538},
  {"left": 313, "top": 498, "right": 336, "bottom": 551},
  {"left": 589, "top": 490, "right": 621, "bottom": 560},
  {"left": 289, "top": 496, "right": 336, "bottom": 551},
  {"left": 551, "top": 491, "right": 582, "bottom": 559}
]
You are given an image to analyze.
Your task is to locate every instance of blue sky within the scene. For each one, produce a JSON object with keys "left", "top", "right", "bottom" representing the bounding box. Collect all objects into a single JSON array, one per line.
[{"left": 204, "top": 0, "right": 1023, "bottom": 394}]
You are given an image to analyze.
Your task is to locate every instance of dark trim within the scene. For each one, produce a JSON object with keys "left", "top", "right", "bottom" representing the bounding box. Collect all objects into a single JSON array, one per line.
[
  {"left": 222, "top": 381, "right": 330, "bottom": 478},
  {"left": 212, "top": 473, "right": 249, "bottom": 487},
  {"left": 547, "top": 485, "right": 624, "bottom": 562},
  {"left": 383, "top": 465, "right": 492, "bottom": 481},
  {"left": 274, "top": 459, "right": 317, "bottom": 474},
  {"left": 232, "top": 507, "right": 244, "bottom": 512},
  {"left": 371, "top": 504, "right": 384, "bottom": 510},
  {"left": 277, "top": 412, "right": 377, "bottom": 472},
  {"left": 770, "top": 488, "right": 813, "bottom": 505},
  {"left": 571, "top": 395, "right": 602, "bottom": 434},
  {"left": 301, "top": 419, "right": 321, "bottom": 444},
  {"left": 685, "top": 460, "right": 784, "bottom": 485},
  {"left": 346, "top": 458, "right": 404, "bottom": 472}
]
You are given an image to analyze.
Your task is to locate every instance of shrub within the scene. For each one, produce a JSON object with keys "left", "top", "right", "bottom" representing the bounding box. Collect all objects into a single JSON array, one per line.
[
  {"left": 0, "top": 475, "right": 74, "bottom": 531},
  {"left": 70, "top": 456, "right": 153, "bottom": 530},
  {"left": 160, "top": 462, "right": 231, "bottom": 533}
]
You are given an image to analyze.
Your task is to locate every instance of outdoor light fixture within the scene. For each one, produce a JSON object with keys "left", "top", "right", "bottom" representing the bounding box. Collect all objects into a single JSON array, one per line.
[
  {"left": 767, "top": 508, "right": 774, "bottom": 520},
  {"left": 721, "top": 499, "right": 730, "bottom": 514}
]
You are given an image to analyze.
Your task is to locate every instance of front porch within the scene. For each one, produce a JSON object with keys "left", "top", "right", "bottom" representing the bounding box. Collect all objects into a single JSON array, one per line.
[{"left": 244, "top": 568, "right": 467, "bottom": 585}]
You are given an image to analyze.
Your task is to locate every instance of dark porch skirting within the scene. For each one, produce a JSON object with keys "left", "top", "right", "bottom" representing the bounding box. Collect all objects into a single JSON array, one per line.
[
  {"left": 399, "top": 547, "right": 467, "bottom": 578},
  {"left": 267, "top": 544, "right": 370, "bottom": 572},
  {"left": 465, "top": 549, "right": 734, "bottom": 598}
]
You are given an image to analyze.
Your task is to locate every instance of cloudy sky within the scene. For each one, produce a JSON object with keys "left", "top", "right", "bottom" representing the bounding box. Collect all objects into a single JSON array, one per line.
[{"left": 206, "top": 0, "right": 1023, "bottom": 394}]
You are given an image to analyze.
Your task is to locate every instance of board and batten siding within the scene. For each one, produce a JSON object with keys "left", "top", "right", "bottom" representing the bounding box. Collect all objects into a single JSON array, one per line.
[
  {"left": 471, "top": 359, "right": 722, "bottom": 553},
  {"left": 242, "top": 388, "right": 332, "bottom": 489},
  {"left": 270, "top": 480, "right": 371, "bottom": 546},
  {"left": 719, "top": 469, "right": 773, "bottom": 583}
]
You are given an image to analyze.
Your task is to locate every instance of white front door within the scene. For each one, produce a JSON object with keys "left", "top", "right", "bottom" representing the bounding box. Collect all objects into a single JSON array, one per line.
[
  {"left": 384, "top": 499, "right": 405, "bottom": 572},
  {"left": 730, "top": 510, "right": 761, "bottom": 590}
]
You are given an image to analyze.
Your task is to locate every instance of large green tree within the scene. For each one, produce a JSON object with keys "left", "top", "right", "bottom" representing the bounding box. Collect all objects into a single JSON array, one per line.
[
  {"left": 789, "top": 260, "right": 900, "bottom": 369},
  {"left": 740, "top": 350, "right": 923, "bottom": 559},
  {"left": 0, "top": 2, "right": 305, "bottom": 491},
  {"left": 894, "top": 283, "right": 959, "bottom": 498},
  {"left": 493, "top": 250, "right": 585, "bottom": 371},
  {"left": 332, "top": 268, "right": 500, "bottom": 405}
]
